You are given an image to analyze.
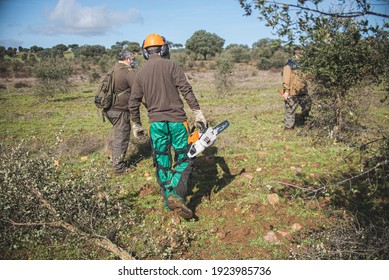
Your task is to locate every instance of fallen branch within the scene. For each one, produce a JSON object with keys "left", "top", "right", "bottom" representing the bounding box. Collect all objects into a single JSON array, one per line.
[
  {"left": 269, "top": 181, "right": 312, "bottom": 191},
  {"left": 343, "top": 137, "right": 386, "bottom": 162},
  {"left": 269, "top": 160, "right": 388, "bottom": 195},
  {"left": 3, "top": 217, "right": 134, "bottom": 260},
  {"left": 332, "top": 160, "right": 388, "bottom": 187},
  {"left": 16, "top": 185, "right": 135, "bottom": 260}
]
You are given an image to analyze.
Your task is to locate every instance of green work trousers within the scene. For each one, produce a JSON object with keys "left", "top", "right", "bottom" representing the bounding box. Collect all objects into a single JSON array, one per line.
[{"left": 149, "top": 121, "right": 193, "bottom": 202}]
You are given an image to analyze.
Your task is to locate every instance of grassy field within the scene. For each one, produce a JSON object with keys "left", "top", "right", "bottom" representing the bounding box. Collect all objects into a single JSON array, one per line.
[{"left": 1, "top": 64, "right": 388, "bottom": 260}]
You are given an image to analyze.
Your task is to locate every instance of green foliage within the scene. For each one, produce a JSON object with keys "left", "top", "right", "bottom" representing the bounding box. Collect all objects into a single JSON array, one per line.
[
  {"left": 0, "top": 46, "right": 6, "bottom": 58},
  {"left": 38, "top": 48, "right": 65, "bottom": 59},
  {"left": 73, "top": 45, "right": 107, "bottom": 59},
  {"left": 186, "top": 30, "right": 225, "bottom": 60},
  {"left": 251, "top": 38, "right": 282, "bottom": 59},
  {"left": 0, "top": 142, "right": 138, "bottom": 259},
  {"left": 300, "top": 18, "right": 389, "bottom": 136},
  {"left": 89, "top": 70, "right": 100, "bottom": 84},
  {"left": 251, "top": 38, "right": 288, "bottom": 70},
  {"left": 224, "top": 44, "right": 251, "bottom": 63},
  {"left": 214, "top": 57, "right": 234, "bottom": 97},
  {"left": 256, "top": 49, "right": 289, "bottom": 70},
  {"left": 33, "top": 56, "right": 74, "bottom": 100},
  {"left": 53, "top": 44, "right": 68, "bottom": 53},
  {"left": 30, "top": 45, "right": 44, "bottom": 53},
  {"left": 97, "top": 54, "right": 113, "bottom": 73},
  {"left": 239, "top": 0, "right": 388, "bottom": 139},
  {"left": 5, "top": 47, "right": 17, "bottom": 57},
  {"left": 28, "top": 53, "right": 37, "bottom": 63},
  {"left": 110, "top": 41, "right": 141, "bottom": 55},
  {"left": 170, "top": 49, "right": 187, "bottom": 68},
  {"left": 270, "top": 49, "right": 290, "bottom": 68},
  {"left": 239, "top": 0, "right": 389, "bottom": 45},
  {"left": 10, "top": 60, "right": 23, "bottom": 73},
  {"left": 303, "top": 18, "right": 388, "bottom": 92},
  {"left": 171, "top": 43, "right": 184, "bottom": 49}
]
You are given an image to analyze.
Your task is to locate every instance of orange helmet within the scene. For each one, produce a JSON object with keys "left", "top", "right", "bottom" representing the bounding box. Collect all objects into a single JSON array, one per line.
[
  {"left": 143, "top": 33, "right": 165, "bottom": 48},
  {"left": 142, "top": 33, "right": 170, "bottom": 59}
]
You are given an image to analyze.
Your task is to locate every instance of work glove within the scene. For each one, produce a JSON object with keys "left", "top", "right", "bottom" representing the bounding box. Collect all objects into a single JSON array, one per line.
[
  {"left": 132, "top": 123, "right": 145, "bottom": 140},
  {"left": 193, "top": 109, "right": 207, "bottom": 129},
  {"left": 283, "top": 90, "right": 290, "bottom": 101}
]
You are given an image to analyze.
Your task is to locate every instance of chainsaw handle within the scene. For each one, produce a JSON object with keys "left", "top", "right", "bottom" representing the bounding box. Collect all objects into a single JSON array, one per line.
[
  {"left": 199, "top": 122, "right": 207, "bottom": 132},
  {"left": 191, "top": 122, "right": 207, "bottom": 133}
]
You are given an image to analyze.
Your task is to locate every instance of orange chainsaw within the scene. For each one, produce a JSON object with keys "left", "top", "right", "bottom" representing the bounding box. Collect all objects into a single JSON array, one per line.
[{"left": 187, "top": 120, "right": 229, "bottom": 158}]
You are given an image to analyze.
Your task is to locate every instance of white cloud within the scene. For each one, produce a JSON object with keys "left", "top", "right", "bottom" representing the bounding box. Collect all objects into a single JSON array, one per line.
[{"left": 33, "top": 0, "right": 142, "bottom": 36}]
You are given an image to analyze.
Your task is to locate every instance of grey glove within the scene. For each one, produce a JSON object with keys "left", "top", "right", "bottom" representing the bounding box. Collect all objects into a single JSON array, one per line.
[
  {"left": 193, "top": 109, "right": 207, "bottom": 128},
  {"left": 132, "top": 123, "right": 145, "bottom": 139}
]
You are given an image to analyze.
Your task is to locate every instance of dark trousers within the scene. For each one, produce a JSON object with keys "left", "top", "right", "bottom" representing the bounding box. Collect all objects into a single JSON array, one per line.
[
  {"left": 284, "top": 94, "right": 312, "bottom": 129},
  {"left": 105, "top": 110, "right": 130, "bottom": 172}
]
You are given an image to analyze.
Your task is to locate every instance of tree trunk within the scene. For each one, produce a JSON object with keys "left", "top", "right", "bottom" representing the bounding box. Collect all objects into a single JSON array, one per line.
[{"left": 334, "top": 90, "right": 344, "bottom": 137}]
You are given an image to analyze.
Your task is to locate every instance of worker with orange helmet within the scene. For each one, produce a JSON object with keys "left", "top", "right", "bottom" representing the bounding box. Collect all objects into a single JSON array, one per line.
[{"left": 129, "top": 33, "right": 207, "bottom": 219}]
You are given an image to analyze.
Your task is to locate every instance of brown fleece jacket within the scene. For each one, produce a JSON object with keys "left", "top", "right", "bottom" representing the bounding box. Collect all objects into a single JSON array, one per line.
[
  {"left": 110, "top": 61, "right": 135, "bottom": 111},
  {"left": 129, "top": 55, "right": 200, "bottom": 124}
]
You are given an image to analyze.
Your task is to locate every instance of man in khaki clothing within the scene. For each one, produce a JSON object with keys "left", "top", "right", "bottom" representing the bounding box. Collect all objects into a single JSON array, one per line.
[
  {"left": 105, "top": 50, "right": 139, "bottom": 174},
  {"left": 282, "top": 49, "right": 312, "bottom": 130}
]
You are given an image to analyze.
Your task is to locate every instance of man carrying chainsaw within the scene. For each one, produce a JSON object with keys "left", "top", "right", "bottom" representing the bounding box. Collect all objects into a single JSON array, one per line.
[{"left": 128, "top": 33, "right": 207, "bottom": 219}]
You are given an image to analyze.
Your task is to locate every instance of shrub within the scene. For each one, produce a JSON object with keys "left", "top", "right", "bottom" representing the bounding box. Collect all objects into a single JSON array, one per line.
[
  {"left": 89, "top": 70, "right": 100, "bottom": 84},
  {"left": 300, "top": 18, "right": 389, "bottom": 139},
  {"left": 224, "top": 44, "right": 251, "bottom": 63},
  {"left": 214, "top": 57, "right": 234, "bottom": 96},
  {"left": 0, "top": 142, "right": 138, "bottom": 259},
  {"left": 33, "top": 56, "right": 74, "bottom": 100}
]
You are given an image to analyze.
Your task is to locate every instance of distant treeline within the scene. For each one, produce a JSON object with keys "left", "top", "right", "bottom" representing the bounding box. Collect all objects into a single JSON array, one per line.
[{"left": 1, "top": 37, "right": 292, "bottom": 73}]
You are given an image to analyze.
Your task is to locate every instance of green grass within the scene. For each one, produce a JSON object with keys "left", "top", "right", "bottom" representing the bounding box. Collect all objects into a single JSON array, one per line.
[{"left": 1, "top": 66, "right": 388, "bottom": 260}]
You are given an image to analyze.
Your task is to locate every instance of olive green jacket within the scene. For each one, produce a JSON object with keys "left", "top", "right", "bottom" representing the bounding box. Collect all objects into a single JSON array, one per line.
[{"left": 111, "top": 61, "right": 135, "bottom": 111}]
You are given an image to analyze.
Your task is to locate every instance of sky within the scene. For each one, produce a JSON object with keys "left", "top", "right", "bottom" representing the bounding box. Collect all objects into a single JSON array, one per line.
[
  {"left": 0, "top": 0, "right": 388, "bottom": 50},
  {"left": 0, "top": 0, "right": 279, "bottom": 49}
]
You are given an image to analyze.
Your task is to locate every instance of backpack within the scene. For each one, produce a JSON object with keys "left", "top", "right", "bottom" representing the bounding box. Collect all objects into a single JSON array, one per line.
[{"left": 94, "top": 69, "right": 116, "bottom": 110}]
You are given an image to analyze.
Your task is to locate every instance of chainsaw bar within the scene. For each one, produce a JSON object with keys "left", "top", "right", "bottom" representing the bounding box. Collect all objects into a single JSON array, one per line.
[{"left": 214, "top": 120, "right": 229, "bottom": 135}]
